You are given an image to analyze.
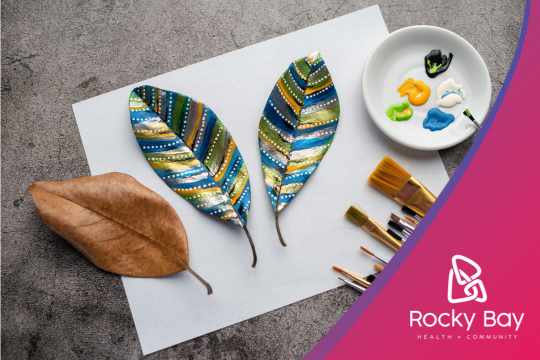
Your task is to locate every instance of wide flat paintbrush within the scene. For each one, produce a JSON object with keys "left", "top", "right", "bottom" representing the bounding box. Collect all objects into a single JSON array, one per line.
[
  {"left": 332, "top": 266, "right": 371, "bottom": 288},
  {"left": 368, "top": 156, "right": 436, "bottom": 217},
  {"left": 345, "top": 205, "right": 402, "bottom": 251}
]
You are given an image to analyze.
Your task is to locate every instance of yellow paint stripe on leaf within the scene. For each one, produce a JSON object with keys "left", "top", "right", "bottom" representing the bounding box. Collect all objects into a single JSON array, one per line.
[
  {"left": 285, "top": 155, "right": 325, "bottom": 173},
  {"left": 154, "top": 87, "right": 159, "bottom": 114},
  {"left": 277, "top": 78, "right": 302, "bottom": 114},
  {"left": 176, "top": 186, "right": 222, "bottom": 196},
  {"left": 306, "top": 77, "right": 333, "bottom": 94},
  {"left": 186, "top": 104, "right": 203, "bottom": 147}
]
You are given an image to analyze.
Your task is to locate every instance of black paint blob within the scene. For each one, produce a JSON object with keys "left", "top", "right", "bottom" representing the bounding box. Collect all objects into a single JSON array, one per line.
[{"left": 424, "top": 49, "right": 453, "bottom": 78}]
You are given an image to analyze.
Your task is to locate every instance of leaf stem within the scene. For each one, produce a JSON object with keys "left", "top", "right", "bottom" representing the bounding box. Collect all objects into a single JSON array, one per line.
[
  {"left": 275, "top": 211, "right": 287, "bottom": 247},
  {"left": 243, "top": 226, "right": 257, "bottom": 268},
  {"left": 174, "top": 257, "right": 213, "bottom": 295}
]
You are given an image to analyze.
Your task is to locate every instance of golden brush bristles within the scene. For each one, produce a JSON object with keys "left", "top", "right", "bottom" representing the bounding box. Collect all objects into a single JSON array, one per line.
[
  {"left": 368, "top": 156, "right": 411, "bottom": 198},
  {"left": 404, "top": 215, "right": 417, "bottom": 224},
  {"left": 360, "top": 246, "right": 374, "bottom": 256},
  {"left": 374, "top": 264, "right": 384, "bottom": 271},
  {"left": 345, "top": 205, "right": 368, "bottom": 227},
  {"left": 332, "top": 266, "right": 343, "bottom": 272}
]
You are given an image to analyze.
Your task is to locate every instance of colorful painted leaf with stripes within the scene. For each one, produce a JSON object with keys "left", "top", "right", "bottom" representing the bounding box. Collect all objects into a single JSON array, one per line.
[
  {"left": 129, "top": 86, "right": 257, "bottom": 267},
  {"left": 259, "top": 51, "right": 340, "bottom": 246}
]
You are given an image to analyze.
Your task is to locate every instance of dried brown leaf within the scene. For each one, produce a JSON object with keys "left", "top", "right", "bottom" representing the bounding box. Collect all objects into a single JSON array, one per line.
[{"left": 26, "top": 172, "right": 212, "bottom": 294}]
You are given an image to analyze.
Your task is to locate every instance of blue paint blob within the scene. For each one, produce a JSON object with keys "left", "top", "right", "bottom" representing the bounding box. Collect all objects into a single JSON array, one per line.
[{"left": 423, "top": 108, "right": 455, "bottom": 131}]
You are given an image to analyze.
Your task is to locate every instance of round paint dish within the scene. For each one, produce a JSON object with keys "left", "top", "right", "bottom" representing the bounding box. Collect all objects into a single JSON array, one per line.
[{"left": 362, "top": 26, "right": 491, "bottom": 151}]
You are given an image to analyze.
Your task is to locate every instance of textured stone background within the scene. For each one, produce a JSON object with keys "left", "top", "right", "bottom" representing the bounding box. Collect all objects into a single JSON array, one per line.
[{"left": 1, "top": 0, "right": 524, "bottom": 358}]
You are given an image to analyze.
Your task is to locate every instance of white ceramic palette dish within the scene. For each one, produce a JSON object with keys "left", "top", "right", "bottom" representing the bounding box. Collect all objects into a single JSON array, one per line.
[{"left": 362, "top": 25, "right": 491, "bottom": 151}]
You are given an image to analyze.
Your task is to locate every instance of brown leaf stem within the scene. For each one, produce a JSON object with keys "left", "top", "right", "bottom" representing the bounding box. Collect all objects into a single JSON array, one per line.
[
  {"left": 243, "top": 226, "right": 257, "bottom": 268},
  {"left": 275, "top": 211, "right": 287, "bottom": 247},
  {"left": 171, "top": 255, "right": 213, "bottom": 295}
]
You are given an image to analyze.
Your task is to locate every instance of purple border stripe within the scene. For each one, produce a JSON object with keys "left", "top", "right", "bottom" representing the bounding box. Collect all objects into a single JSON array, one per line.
[{"left": 304, "top": 1, "right": 531, "bottom": 358}]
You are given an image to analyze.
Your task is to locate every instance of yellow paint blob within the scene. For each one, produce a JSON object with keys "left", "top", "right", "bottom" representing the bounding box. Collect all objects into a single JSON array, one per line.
[
  {"left": 397, "top": 78, "right": 431, "bottom": 106},
  {"left": 397, "top": 107, "right": 412, "bottom": 117}
]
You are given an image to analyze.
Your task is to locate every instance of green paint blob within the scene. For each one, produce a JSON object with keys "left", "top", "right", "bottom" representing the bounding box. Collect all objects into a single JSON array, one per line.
[
  {"left": 386, "top": 101, "right": 413, "bottom": 122},
  {"left": 428, "top": 60, "right": 443, "bottom": 73}
]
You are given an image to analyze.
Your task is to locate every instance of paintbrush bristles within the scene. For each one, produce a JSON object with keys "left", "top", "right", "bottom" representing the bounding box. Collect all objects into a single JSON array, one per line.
[
  {"left": 374, "top": 264, "right": 384, "bottom": 271},
  {"left": 404, "top": 215, "right": 417, "bottom": 224},
  {"left": 360, "top": 246, "right": 374, "bottom": 256},
  {"left": 332, "top": 266, "right": 343, "bottom": 272},
  {"left": 390, "top": 213, "right": 401, "bottom": 223},
  {"left": 345, "top": 205, "right": 368, "bottom": 227},
  {"left": 368, "top": 156, "right": 411, "bottom": 198}
]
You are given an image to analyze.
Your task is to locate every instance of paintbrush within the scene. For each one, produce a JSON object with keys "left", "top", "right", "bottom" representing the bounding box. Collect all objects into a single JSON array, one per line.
[
  {"left": 374, "top": 264, "right": 384, "bottom": 272},
  {"left": 387, "top": 228, "right": 404, "bottom": 241},
  {"left": 388, "top": 220, "right": 411, "bottom": 237},
  {"left": 360, "top": 246, "right": 389, "bottom": 265},
  {"left": 345, "top": 205, "right": 402, "bottom": 251},
  {"left": 368, "top": 156, "right": 436, "bottom": 217},
  {"left": 402, "top": 205, "right": 423, "bottom": 221},
  {"left": 391, "top": 213, "right": 415, "bottom": 232},
  {"left": 403, "top": 215, "right": 418, "bottom": 226},
  {"left": 338, "top": 277, "right": 366, "bottom": 293},
  {"left": 333, "top": 266, "right": 371, "bottom": 288},
  {"left": 464, "top": 109, "right": 482, "bottom": 130}
]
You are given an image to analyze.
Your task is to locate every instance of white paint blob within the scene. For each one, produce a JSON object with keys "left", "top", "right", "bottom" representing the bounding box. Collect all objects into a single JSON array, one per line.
[{"left": 436, "top": 78, "right": 466, "bottom": 108}]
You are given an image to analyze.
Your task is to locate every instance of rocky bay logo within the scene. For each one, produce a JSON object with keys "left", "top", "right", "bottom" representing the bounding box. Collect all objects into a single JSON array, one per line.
[
  {"left": 447, "top": 255, "right": 487, "bottom": 304},
  {"left": 411, "top": 254, "right": 524, "bottom": 337}
]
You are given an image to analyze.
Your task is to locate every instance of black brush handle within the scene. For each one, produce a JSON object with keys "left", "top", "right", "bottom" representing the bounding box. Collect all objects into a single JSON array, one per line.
[
  {"left": 388, "top": 220, "right": 404, "bottom": 232},
  {"left": 402, "top": 205, "right": 417, "bottom": 216},
  {"left": 387, "top": 229, "right": 403, "bottom": 241}
]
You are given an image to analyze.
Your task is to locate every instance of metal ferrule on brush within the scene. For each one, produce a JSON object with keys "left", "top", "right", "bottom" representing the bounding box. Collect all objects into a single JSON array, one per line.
[
  {"left": 363, "top": 218, "right": 403, "bottom": 251},
  {"left": 394, "top": 177, "right": 436, "bottom": 217},
  {"left": 340, "top": 277, "right": 367, "bottom": 293},
  {"left": 360, "top": 246, "right": 390, "bottom": 265},
  {"left": 398, "top": 219, "right": 415, "bottom": 233},
  {"left": 374, "top": 254, "right": 389, "bottom": 265}
]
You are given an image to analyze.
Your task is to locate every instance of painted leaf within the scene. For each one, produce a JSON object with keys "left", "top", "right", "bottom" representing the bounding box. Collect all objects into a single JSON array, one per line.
[
  {"left": 258, "top": 51, "right": 340, "bottom": 246},
  {"left": 26, "top": 172, "right": 212, "bottom": 294},
  {"left": 129, "top": 85, "right": 256, "bottom": 267}
]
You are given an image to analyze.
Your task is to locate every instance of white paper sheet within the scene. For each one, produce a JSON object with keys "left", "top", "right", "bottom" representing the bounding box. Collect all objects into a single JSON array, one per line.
[{"left": 72, "top": 5, "right": 449, "bottom": 355}]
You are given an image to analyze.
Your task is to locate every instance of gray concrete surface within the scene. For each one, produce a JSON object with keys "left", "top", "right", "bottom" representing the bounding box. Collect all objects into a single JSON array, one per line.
[{"left": 2, "top": 0, "right": 525, "bottom": 358}]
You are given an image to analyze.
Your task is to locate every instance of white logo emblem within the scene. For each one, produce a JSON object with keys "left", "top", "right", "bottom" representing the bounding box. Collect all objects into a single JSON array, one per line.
[{"left": 447, "top": 255, "right": 487, "bottom": 303}]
